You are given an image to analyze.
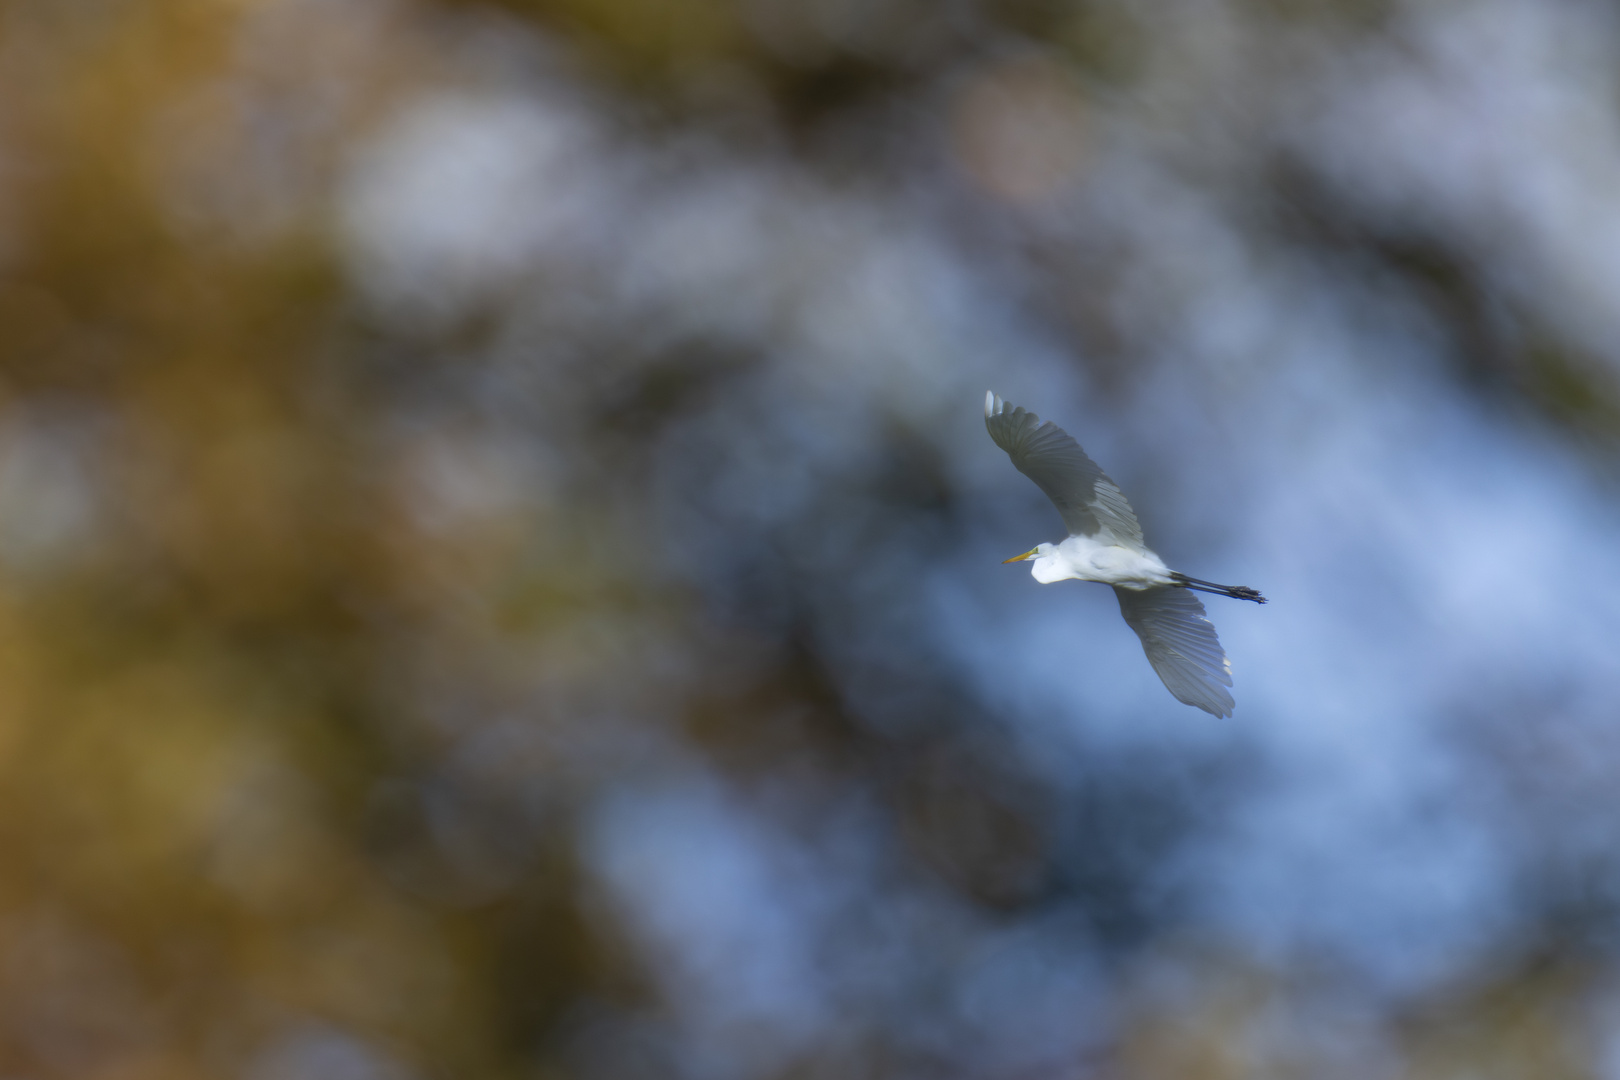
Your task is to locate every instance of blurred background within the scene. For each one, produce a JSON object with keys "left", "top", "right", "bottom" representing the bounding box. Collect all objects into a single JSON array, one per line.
[{"left": 1, "top": 0, "right": 1620, "bottom": 1076}]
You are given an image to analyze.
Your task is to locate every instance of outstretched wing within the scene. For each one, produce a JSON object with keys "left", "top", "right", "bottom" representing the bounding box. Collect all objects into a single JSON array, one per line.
[
  {"left": 1114, "top": 586, "right": 1235, "bottom": 717},
  {"left": 984, "top": 392, "right": 1143, "bottom": 547}
]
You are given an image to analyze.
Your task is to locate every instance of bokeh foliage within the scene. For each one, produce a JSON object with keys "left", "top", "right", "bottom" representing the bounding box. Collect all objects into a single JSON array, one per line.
[{"left": 0, "top": 0, "right": 1616, "bottom": 1078}]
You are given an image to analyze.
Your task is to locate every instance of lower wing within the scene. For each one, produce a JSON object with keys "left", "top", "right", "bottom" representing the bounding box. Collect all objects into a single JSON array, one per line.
[{"left": 1113, "top": 585, "right": 1236, "bottom": 717}]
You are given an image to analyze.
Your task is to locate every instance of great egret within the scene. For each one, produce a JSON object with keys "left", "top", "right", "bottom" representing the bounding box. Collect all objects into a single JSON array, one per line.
[{"left": 985, "top": 392, "right": 1264, "bottom": 717}]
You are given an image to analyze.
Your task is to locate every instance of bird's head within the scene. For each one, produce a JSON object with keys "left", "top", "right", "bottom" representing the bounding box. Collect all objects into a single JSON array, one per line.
[{"left": 1003, "top": 543, "right": 1061, "bottom": 581}]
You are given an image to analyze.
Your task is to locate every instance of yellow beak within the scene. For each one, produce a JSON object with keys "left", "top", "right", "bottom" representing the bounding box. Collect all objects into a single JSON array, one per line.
[{"left": 1002, "top": 548, "right": 1040, "bottom": 564}]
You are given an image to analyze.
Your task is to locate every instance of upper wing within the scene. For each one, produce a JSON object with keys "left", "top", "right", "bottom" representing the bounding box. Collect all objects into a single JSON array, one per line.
[
  {"left": 985, "top": 392, "right": 1143, "bottom": 546},
  {"left": 1114, "top": 585, "right": 1235, "bottom": 718}
]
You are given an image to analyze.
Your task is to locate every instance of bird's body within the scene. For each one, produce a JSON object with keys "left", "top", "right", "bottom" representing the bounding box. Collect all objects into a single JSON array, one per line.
[
  {"left": 985, "top": 391, "right": 1264, "bottom": 717},
  {"left": 1023, "top": 535, "right": 1173, "bottom": 588}
]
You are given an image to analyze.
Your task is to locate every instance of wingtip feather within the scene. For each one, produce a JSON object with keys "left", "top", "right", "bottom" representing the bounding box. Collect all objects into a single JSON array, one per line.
[{"left": 984, "top": 390, "right": 995, "bottom": 418}]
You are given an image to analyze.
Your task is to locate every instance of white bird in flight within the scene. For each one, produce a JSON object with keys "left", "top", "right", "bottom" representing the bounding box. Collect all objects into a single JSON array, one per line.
[{"left": 985, "top": 392, "right": 1265, "bottom": 717}]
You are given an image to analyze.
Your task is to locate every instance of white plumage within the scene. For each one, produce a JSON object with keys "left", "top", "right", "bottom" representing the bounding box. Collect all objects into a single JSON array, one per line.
[{"left": 985, "top": 392, "right": 1264, "bottom": 717}]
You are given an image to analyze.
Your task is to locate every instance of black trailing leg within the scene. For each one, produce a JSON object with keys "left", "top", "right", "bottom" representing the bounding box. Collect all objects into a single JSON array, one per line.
[{"left": 1171, "top": 573, "right": 1267, "bottom": 604}]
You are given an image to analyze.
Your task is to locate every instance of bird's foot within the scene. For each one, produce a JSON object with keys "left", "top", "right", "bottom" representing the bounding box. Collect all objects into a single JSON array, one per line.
[{"left": 1170, "top": 573, "right": 1267, "bottom": 603}]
